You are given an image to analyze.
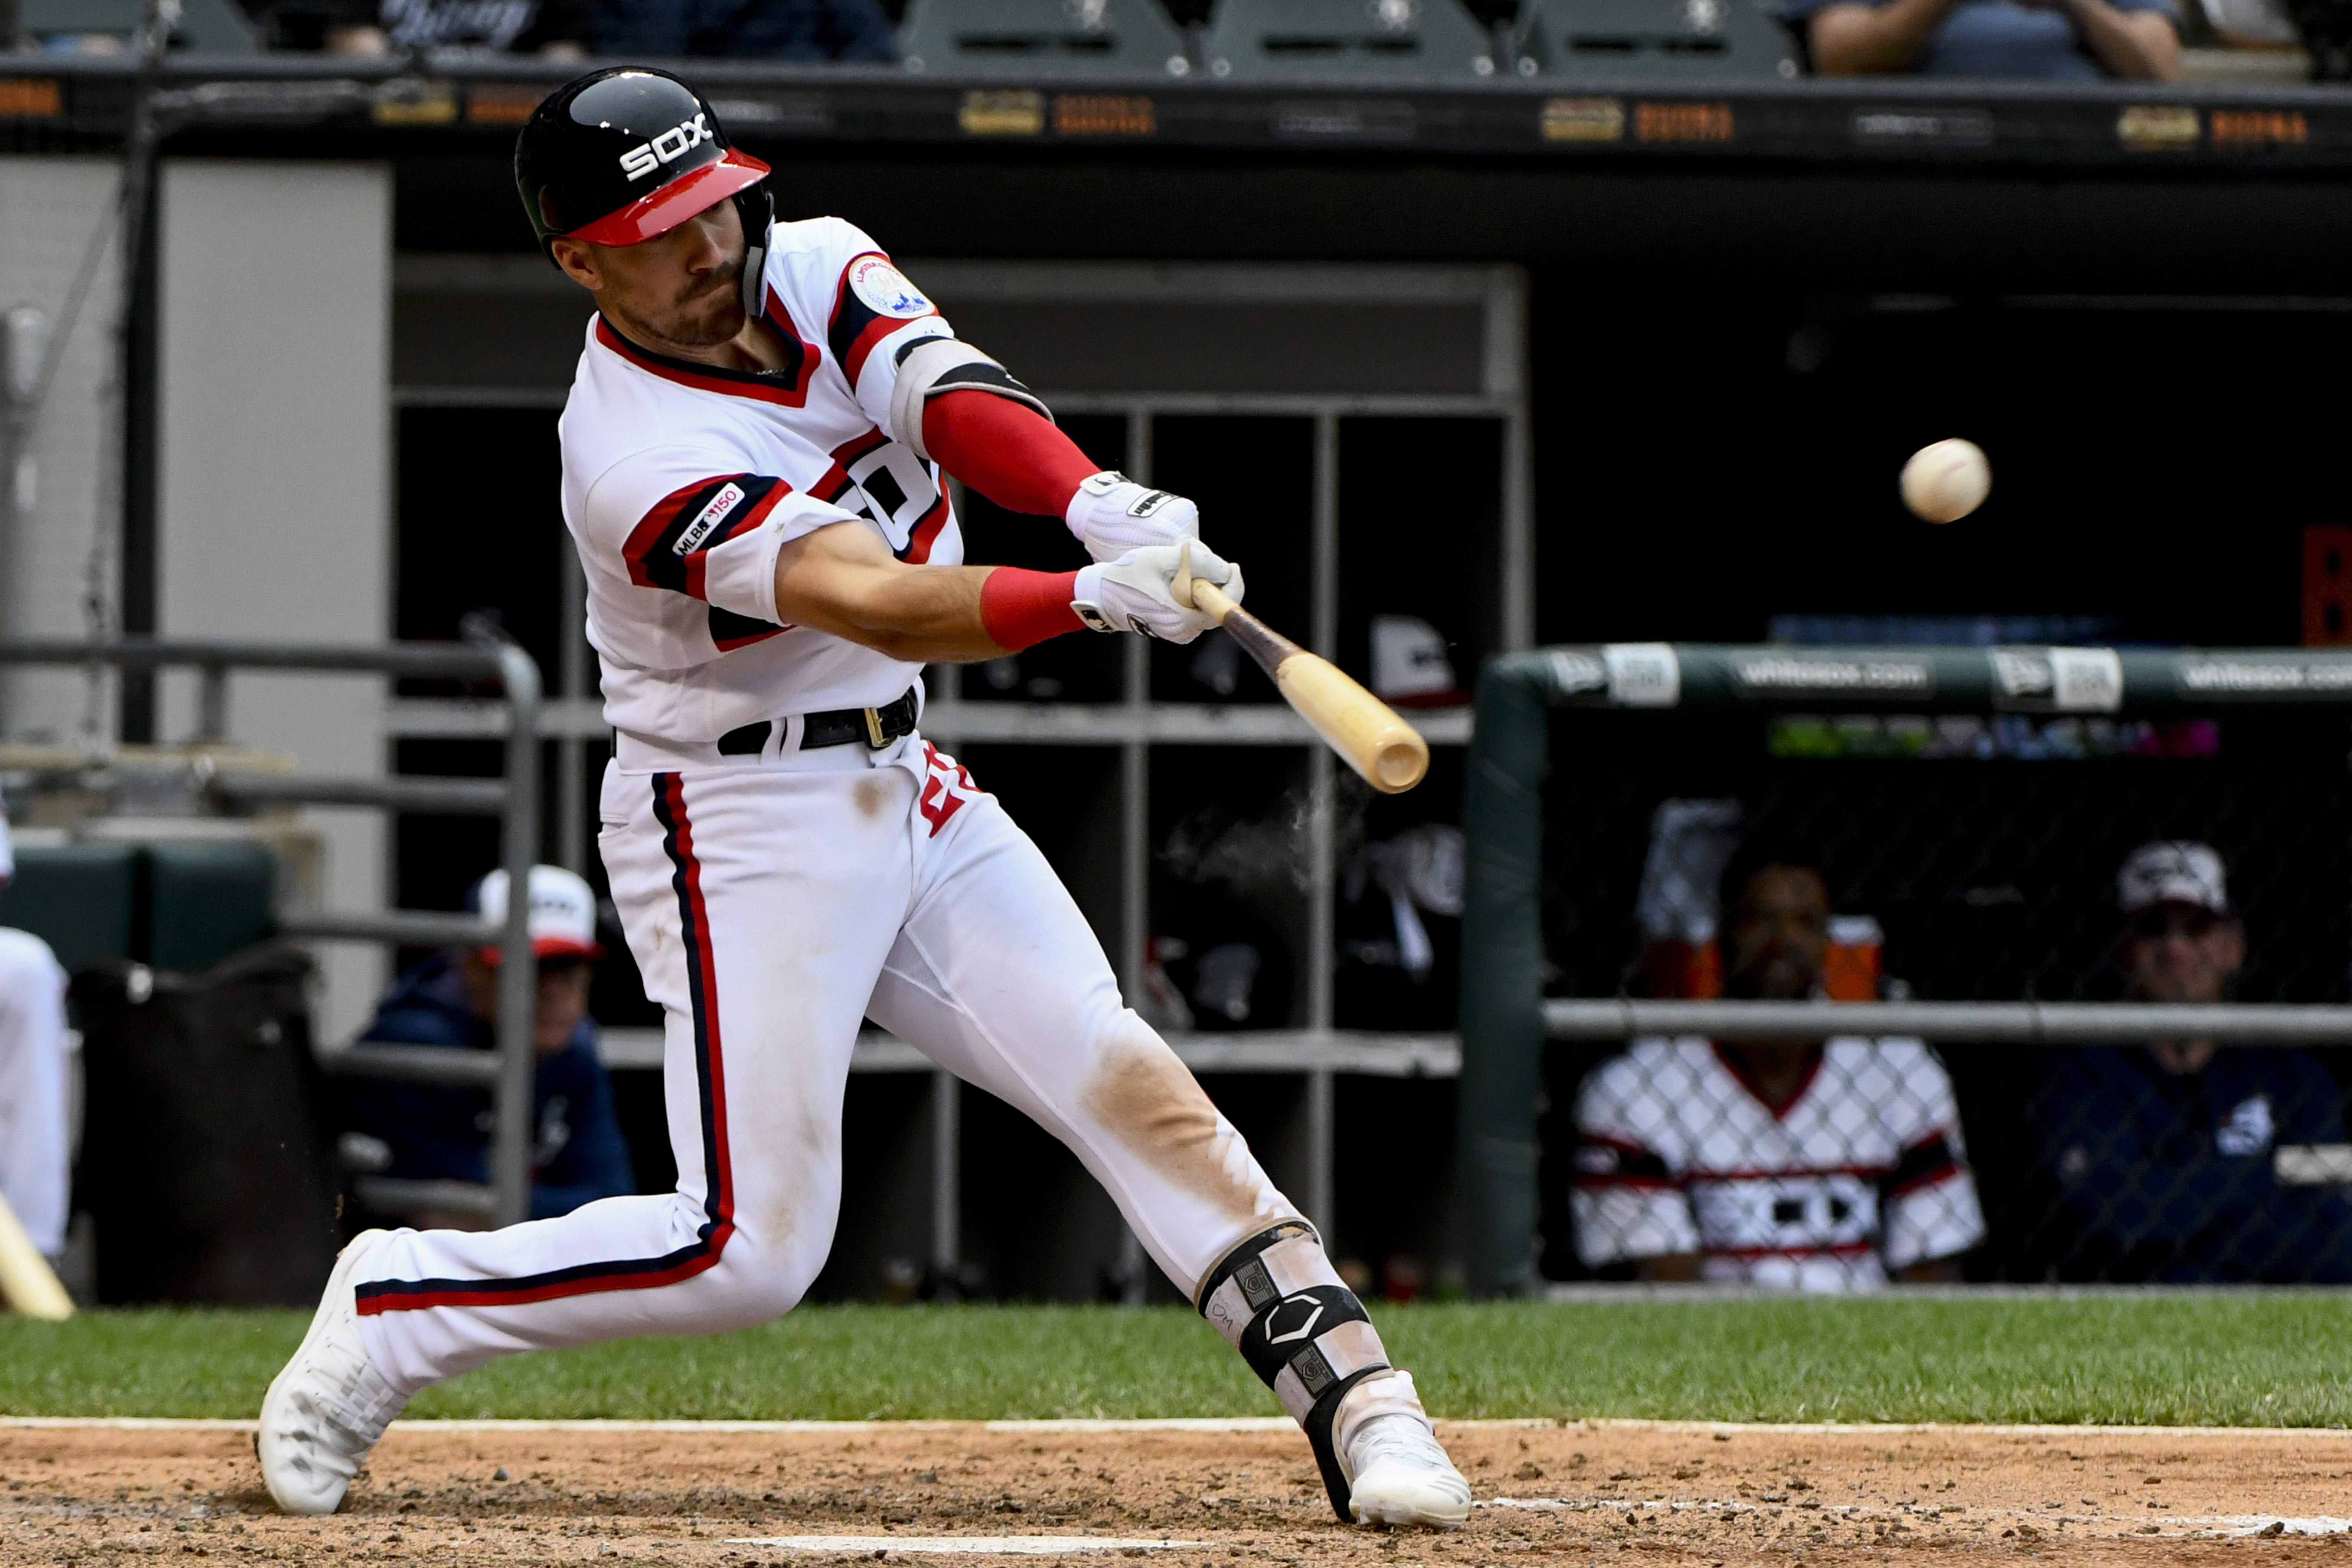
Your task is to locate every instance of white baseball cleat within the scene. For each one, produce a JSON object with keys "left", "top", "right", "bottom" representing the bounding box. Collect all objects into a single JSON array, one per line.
[
  {"left": 1340, "top": 1411, "right": 1474, "bottom": 1529},
  {"left": 257, "top": 1229, "right": 409, "bottom": 1515}
]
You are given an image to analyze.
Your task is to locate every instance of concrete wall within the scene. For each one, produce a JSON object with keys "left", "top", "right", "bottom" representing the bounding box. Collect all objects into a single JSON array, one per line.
[
  {"left": 0, "top": 156, "right": 123, "bottom": 741},
  {"left": 157, "top": 159, "right": 392, "bottom": 1042}
]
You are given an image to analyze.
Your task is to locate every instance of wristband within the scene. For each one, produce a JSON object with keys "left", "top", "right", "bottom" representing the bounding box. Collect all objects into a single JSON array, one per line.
[{"left": 979, "top": 567, "right": 1084, "bottom": 652}]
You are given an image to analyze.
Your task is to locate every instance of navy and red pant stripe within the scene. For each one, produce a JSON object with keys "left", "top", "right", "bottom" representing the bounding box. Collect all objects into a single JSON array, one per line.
[{"left": 354, "top": 775, "right": 733, "bottom": 1316}]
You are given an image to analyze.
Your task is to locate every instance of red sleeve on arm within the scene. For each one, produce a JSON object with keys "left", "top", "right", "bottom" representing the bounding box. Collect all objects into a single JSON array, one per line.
[
  {"left": 923, "top": 390, "right": 1100, "bottom": 520},
  {"left": 979, "top": 567, "right": 1084, "bottom": 651}
]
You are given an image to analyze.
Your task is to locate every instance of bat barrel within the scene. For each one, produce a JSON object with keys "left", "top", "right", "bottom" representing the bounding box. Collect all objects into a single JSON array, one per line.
[
  {"left": 1273, "top": 654, "right": 1430, "bottom": 794},
  {"left": 1187, "top": 562, "right": 1427, "bottom": 795}
]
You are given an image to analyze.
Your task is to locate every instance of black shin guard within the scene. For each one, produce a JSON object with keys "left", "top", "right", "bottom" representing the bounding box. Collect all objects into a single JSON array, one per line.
[{"left": 1195, "top": 1220, "right": 1389, "bottom": 1522}]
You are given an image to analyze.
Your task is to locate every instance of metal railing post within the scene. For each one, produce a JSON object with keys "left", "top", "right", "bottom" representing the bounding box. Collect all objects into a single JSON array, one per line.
[
  {"left": 1542, "top": 999, "right": 2352, "bottom": 1045},
  {"left": 487, "top": 635, "right": 541, "bottom": 1230},
  {"left": 0, "top": 636, "right": 548, "bottom": 1227},
  {"left": 195, "top": 662, "right": 227, "bottom": 742}
]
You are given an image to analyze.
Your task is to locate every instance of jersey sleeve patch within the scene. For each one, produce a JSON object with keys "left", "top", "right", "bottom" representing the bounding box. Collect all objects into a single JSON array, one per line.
[
  {"left": 829, "top": 252, "right": 940, "bottom": 384},
  {"left": 621, "top": 473, "right": 790, "bottom": 600}
]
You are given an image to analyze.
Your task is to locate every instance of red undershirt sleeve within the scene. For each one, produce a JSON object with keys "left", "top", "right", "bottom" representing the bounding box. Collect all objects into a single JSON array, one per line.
[
  {"left": 978, "top": 567, "right": 1085, "bottom": 651},
  {"left": 922, "top": 390, "right": 1101, "bottom": 520}
]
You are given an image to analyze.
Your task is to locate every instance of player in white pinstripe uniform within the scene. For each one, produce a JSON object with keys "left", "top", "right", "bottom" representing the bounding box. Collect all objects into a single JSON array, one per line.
[{"left": 256, "top": 66, "right": 1470, "bottom": 1531}]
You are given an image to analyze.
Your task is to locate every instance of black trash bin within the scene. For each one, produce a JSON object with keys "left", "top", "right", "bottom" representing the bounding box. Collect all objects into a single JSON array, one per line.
[{"left": 72, "top": 944, "right": 342, "bottom": 1306}]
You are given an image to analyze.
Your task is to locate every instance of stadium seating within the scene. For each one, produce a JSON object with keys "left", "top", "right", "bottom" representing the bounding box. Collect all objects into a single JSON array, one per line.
[
  {"left": 1515, "top": 0, "right": 1799, "bottom": 79},
  {"left": 1200, "top": 0, "right": 1501, "bottom": 78},
  {"left": 897, "top": 0, "right": 1194, "bottom": 76},
  {"left": 17, "top": 0, "right": 260, "bottom": 50}
]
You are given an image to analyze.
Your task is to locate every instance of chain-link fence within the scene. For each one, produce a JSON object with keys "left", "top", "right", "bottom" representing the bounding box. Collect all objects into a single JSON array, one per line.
[{"left": 1456, "top": 644, "right": 2352, "bottom": 1291}]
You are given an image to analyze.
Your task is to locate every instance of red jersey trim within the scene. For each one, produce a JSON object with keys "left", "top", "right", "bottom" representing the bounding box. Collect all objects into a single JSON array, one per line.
[
  {"left": 1687, "top": 1164, "right": 1892, "bottom": 1183},
  {"left": 1885, "top": 1160, "right": 1966, "bottom": 1199},
  {"left": 811, "top": 427, "right": 893, "bottom": 505},
  {"left": 900, "top": 490, "right": 952, "bottom": 565},
  {"left": 595, "top": 303, "right": 818, "bottom": 409}
]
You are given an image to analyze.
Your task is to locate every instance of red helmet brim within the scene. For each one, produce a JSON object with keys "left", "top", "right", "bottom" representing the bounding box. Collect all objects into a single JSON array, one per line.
[{"left": 566, "top": 150, "right": 771, "bottom": 247}]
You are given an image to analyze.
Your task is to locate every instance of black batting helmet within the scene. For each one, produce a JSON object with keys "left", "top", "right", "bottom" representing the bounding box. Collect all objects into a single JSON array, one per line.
[{"left": 514, "top": 68, "right": 771, "bottom": 253}]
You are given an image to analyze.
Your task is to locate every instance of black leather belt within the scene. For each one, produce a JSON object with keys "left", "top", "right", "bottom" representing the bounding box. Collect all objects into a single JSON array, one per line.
[{"left": 716, "top": 687, "right": 919, "bottom": 757}]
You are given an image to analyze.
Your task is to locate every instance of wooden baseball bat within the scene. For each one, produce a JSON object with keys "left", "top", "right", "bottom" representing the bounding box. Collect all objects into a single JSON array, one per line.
[
  {"left": 0, "top": 1190, "right": 72, "bottom": 1320},
  {"left": 1177, "top": 546, "right": 1430, "bottom": 794}
]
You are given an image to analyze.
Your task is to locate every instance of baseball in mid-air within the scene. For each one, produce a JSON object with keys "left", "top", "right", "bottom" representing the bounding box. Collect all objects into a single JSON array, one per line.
[{"left": 1899, "top": 438, "right": 1992, "bottom": 523}]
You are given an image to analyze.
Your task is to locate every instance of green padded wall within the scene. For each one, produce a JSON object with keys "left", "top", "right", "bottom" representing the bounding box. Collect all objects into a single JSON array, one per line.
[
  {"left": 0, "top": 845, "right": 140, "bottom": 975},
  {"left": 0, "top": 841, "right": 276, "bottom": 975},
  {"left": 145, "top": 842, "right": 277, "bottom": 974}
]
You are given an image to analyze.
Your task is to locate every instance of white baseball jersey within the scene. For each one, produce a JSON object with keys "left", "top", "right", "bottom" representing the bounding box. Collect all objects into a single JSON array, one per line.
[
  {"left": 558, "top": 216, "right": 962, "bottom": 743},
  {"left": 349, "top": 212, "right": 1323, "bottom": 1408},
  {"left": 1571, "top": 1037, "right": 1984, "bottom": 1290}
]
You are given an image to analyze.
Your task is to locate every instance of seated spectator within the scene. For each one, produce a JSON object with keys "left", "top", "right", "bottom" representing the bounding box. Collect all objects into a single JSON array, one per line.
[
  {"left": 1573, "top": 863, "right": 1986, "bottom": 1290},
  {"left": 0, "top": 800, "right": 69, "bottom": 1267},
  {"left": 2031, "top": 842, "right": 2352, "bottom": 1283},
  {"left": 594, "top": 0, "right": 895, "bottom": 60},
  {"left": 345, "top": 865, "right": 632, "bottom": 1228},
  {"left": 306, "top": 0, "right": 589, "bottom": 57},
  {"left": 1788, "top": 0, "right": 2181, "bottom": 79}
]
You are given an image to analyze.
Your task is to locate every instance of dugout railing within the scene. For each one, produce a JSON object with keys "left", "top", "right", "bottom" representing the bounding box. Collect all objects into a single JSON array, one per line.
[
  {"left": 1458, "top": 642, "right": 2352, "bottom": 1296},
  {"left": 0, "top": 630, "right": 545, "bottom": 1227}
]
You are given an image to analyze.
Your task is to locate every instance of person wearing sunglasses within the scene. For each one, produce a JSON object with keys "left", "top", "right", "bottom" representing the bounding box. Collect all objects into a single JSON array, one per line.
[{"left": 2029, "top": 842, "right": 2352, "bottom": 1281}]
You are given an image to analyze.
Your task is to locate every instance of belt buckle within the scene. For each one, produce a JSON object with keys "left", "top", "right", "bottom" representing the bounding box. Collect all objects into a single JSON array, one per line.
[{"left": 862, "top": 706, "right": 888, "bottom": 748}]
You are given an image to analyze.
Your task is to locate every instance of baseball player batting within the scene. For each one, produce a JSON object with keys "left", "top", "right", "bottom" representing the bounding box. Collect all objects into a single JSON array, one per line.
[{"left": 257, "top": 66, "right": 1471, "bottom": 1531}]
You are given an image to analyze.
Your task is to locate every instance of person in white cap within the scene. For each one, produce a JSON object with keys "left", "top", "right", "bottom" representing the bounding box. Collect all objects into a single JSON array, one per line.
[
  {"left": 2112, "top": 840, "right": 2244, "bottom": 1072},
  {"left": 341, "top": 865, "right": 633, "bottom": 1230},
  {"left": 0, "top": 796, "right": 70, "bottom": 1264},
  {"left": 2029, "top": 841, "right": 2352, "bottom": 1282}
]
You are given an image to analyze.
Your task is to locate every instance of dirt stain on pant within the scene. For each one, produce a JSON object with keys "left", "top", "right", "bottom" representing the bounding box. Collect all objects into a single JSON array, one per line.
[{"left": 1082, "top": 1018, "right": 1270, "bottom": 1229}]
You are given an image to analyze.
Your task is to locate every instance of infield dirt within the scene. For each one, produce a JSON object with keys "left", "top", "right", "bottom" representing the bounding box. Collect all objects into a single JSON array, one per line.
[{"left": 5, "top": 1420, "right": 2350, "bottom": 1565}]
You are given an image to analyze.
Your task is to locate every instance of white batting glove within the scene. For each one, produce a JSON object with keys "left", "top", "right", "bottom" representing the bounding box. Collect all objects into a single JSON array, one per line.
[
  {"left": 1065, "top": 472, "right": 1201, "bottom": 564},
  {"left": 1072, "top": 543, "right": 1243, "bottom": 644}
]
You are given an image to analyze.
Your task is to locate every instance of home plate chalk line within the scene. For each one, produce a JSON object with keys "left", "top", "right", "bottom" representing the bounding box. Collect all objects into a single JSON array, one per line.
[{"left": 726, "top": 1539, "right": 1206, "bottom": 1555}]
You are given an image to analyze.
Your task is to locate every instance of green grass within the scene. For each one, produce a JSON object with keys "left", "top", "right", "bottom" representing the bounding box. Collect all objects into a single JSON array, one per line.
[{"left": 6, "top": 1297, "right": 2352, "bottom": 1427}]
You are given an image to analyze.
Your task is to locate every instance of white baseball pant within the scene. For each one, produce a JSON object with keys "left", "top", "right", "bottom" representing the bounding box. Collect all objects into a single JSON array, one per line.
[
  {"left": 0, "top": 925, "right": 70, "bottom": 1258},
  {"left": 354, "top": 732, "right": 1300, "bottom": 1391}
]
